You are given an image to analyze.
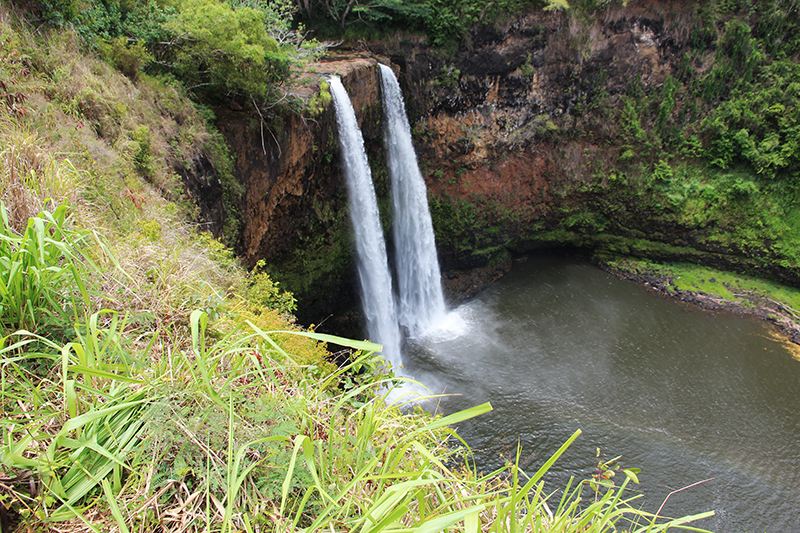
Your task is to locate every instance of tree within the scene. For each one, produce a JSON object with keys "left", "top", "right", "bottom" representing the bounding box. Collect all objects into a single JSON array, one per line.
[{"left": 168, "top": 0, "right": 290, "bottom": 100}]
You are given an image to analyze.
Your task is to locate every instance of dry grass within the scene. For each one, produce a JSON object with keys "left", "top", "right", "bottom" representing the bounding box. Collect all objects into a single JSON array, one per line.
[
  {"left": 0, "top": 129, "right": 80, "bottom": 231},
  {"left": 0, "top": 8, "right": 211, "bottom": 222},
  {"left": 0, "top": 4, "right": 239, "bottom": 329}
]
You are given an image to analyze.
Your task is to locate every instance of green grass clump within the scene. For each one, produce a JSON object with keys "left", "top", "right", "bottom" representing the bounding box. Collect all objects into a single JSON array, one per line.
[{"left": 0, "top": 204, "right": 91, "bottom": 338}]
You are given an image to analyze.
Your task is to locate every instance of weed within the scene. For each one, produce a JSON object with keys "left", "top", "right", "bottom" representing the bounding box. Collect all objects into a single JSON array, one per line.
[{"left": 305, "top": 79, "right": 332, "bottom": 117}]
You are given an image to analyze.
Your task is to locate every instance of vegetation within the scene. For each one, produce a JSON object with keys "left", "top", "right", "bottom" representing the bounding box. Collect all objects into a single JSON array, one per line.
[
  {"left": 294, "top": 0, "right": 541, "bottom": 49},
  {"left": 0, "top": 3, "right": 719, "bottom": 531},
  {"left": 584, "top": 2, "right": 800, "bottom": 280},
  {"left": 605, "top": 257, "right": 800, "bottom": 312},
  {"left": 28, "top": 0, "right": 327, "bottom": 108}
]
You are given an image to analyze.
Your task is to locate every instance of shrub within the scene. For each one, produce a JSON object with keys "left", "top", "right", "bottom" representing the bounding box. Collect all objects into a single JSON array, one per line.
[
  {"left": 132, "top": 125, "right": 155, "bottom": 179},
  {"left": 244, "top": 260, "right": 297, "bottom": 315},
  {"left": 167, "top": 0, "right": 290, "bottom": 100},
  {"left": 98, "top": 36, "right": 153, "bottom": 80},
  {"left": 38, "top": 0, "right": 80, "bottom": 26},
  {"left": 652, "top": 159, "right": 674, "bottom": 183},
  {"left": 305, "top": 79, "right": 332, "bottom": 117},
  {"left": 702, "top": 19, "right": 764, "bottom": 101}
]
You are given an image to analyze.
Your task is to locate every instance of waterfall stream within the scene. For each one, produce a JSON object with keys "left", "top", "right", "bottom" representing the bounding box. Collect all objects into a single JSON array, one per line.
[
  {"left": 329, "top": 76, "right": 402, "bottom": 367},
  {"left": 380, "top": 64, "right": 446, "bottom": 337},
  {"left": 329, "top": 67, "right": 446, "bottom": 367}
]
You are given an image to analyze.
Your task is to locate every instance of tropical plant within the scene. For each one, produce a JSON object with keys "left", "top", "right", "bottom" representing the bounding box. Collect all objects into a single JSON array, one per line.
[
  {"left": 0, "top": 203, "right": 93, "bottom": 338},
  {"left": 165, "top": 0, "right": 290, "bottom": 100}
]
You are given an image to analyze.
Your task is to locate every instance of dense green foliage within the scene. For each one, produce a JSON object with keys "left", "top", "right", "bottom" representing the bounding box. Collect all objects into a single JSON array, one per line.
[
  {"left": 616, "top": 3, "right": 800, "bottom": 274},
  {"left": 167, "top": 0, "right": 288, "bottom": 99},
  {"left": 29, "top": 0, "right": 321, "bottom": 104},
  {"left": 0, "top": 204, "right": 91, "bottom": 339},
  {"left": 295, "top": 0, "right": 540, "bottom": 48}
]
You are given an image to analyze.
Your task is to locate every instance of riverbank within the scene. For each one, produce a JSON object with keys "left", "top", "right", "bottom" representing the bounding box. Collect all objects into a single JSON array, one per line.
[{"left": 599, "top": 257, "right": 800, "bottom": 346}]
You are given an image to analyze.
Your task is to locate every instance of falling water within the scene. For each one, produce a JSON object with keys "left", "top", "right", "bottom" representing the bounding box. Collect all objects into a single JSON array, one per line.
[
  {"left": 329, "top": 76, "right": 402, "bottom": 367},
  {"left": 380, "top": 64, "right": 446, "bottom": 337}
]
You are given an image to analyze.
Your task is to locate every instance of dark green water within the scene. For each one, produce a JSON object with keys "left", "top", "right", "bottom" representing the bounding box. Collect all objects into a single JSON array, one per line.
[{"left": 403, "top": 253, "right": 800, "bottom": 533}]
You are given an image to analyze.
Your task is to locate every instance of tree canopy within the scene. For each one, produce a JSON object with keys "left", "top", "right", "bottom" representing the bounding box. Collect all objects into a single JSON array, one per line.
[{"left": 168, "top": 0, "right": 289, "bottom": 99}]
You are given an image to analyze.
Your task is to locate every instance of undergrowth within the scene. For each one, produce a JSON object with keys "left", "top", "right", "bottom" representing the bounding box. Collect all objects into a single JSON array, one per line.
[{"left": 0, "top": 203, "right": 716, "bottom": 532}]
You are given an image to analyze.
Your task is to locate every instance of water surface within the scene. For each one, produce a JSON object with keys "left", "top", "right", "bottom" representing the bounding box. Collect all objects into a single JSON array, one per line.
[{"left": 404, "top": 253, "right": 800, "bottom": 533}]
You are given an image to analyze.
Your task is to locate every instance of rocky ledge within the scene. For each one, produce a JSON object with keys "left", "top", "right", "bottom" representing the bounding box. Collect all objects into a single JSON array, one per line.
[{"left": 601, "top": 260, "right": 800, "bottom": 346}]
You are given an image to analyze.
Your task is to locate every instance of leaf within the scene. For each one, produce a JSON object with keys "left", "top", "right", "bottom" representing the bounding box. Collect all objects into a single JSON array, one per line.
[
  {"left": 624, "top": 468, "right": 641, "bottom": 484},
  {"left": 360, "top": 479, "right": 437, "bottom": 533},
  {"left": 102, "top": 479, "right": 131, "bottom": 533},
  {"left": 62, "top": 399, "right": 147, "bottom": 433},
  {"left": 280, "top": 435, "right": 307, "bottom": 515},
  {"left": 266, "top": 329, "right": 383, "bottom": 353},
  {"left": 414, "top": 505, "right": 487, "bottom": 533},
  {"left": 464, "top": 508, "right": 480, "bottom": 533},
  {"left": 413, "top": 402, "right": 492, "bottom": 433},
  {"left": 67, "top": 365, "right": 142, "bottom": 383}
]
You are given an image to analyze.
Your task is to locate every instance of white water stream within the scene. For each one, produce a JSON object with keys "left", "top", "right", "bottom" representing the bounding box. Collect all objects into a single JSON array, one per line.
[
  {"left": 329, "top": 76, "right": 402, "bottom": 367},
  {"left": 380, "top": 64, "right": 447, "bottom": 337}
]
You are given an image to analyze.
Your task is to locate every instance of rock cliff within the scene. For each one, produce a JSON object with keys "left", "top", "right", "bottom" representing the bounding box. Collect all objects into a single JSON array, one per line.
[
  {"left": 215, "top": 55, "right": 389, "bottom": 324},
  {"left": 369, "top": 1, "right": 800, "bottom": 285},
  {"left": 214, "top": 1, "right": 800, "bottom": 326},
  {"left": 370, "top": 3, "right": 694, "bottom": 266}
]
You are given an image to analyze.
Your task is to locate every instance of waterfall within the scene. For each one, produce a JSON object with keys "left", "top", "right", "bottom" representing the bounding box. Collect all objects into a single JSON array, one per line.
[
  {"left": 379, "top": 64, "right": 446, "bottom": 337},
  {"left": 329, "top": 76, "right": 403, "bottom": 368}
]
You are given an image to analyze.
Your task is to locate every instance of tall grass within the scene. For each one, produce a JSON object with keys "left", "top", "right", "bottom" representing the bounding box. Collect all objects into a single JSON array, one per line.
[{"left": 0, "top": 206, "right": 716, "bottom": 532}]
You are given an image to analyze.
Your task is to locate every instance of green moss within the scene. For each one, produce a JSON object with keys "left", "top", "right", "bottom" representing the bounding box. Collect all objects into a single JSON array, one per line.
[{"left": 267, "top": 231, "right": 352, "bottom": 308}]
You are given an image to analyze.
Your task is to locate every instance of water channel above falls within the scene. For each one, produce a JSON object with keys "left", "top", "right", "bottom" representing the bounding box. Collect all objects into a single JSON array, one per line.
[{"left": 401, "top": 252, "right": 800, "bottom": 533}]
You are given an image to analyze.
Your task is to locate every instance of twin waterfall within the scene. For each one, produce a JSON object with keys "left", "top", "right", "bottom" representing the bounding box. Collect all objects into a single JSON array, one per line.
[{"left": 329, "top": 65, "right": 445, "bottom": 368}]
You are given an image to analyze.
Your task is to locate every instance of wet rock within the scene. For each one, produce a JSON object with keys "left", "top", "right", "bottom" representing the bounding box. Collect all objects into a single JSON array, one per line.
[{"left": 441, "top": 258, "right": 513, "bottom": 305}]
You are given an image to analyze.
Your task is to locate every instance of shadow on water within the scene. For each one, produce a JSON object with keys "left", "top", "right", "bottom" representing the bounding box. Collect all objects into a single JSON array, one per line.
[{"left": 401, "top": 252, "right": 800, "bottom": 533}]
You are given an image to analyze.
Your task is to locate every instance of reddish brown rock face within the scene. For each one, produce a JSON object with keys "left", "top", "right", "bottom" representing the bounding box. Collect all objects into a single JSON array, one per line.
[
  {"left": 429, "top": 152, "right": 552, "bottom": 216},
  {"left": 215, "top": 55, "right": 386, "bottom": 267}
]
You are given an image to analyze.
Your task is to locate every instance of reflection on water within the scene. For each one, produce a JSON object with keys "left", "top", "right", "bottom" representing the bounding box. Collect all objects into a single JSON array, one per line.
[{"left": 402, "top": 253, "right": 800, "bottom": 533}]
